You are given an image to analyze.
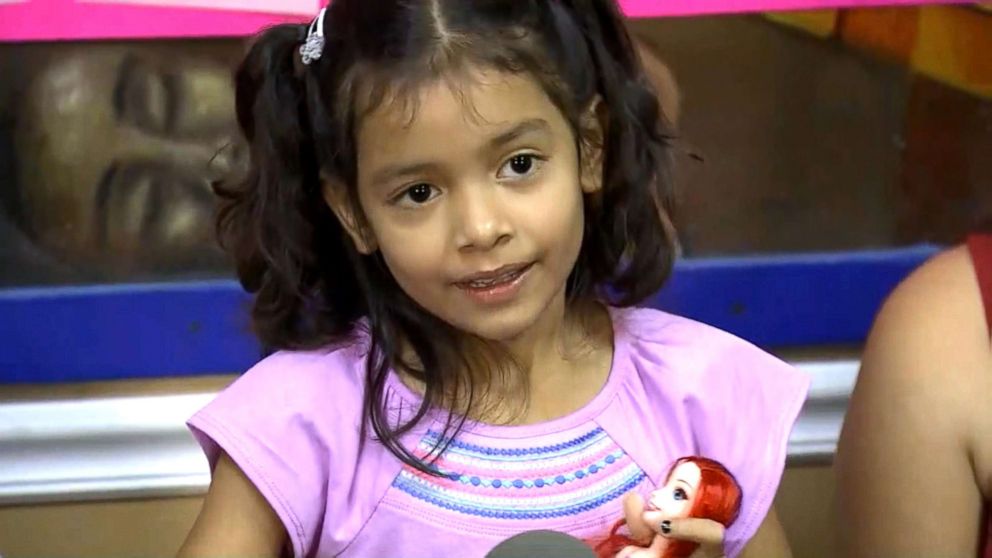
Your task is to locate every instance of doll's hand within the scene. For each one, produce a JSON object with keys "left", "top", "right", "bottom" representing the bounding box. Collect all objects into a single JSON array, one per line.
[{"left": 642, "top": 512, "right": 727, "bottom": 558}]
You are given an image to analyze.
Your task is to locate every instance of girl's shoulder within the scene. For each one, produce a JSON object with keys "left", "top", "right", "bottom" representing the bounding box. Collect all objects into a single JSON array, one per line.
[
  {"left": 612, "top": 305, "right": 801, "bottom": 383},
  {"left": 187, "top": 331, "right": 372, "bottom": 460},
  {"left": 610, "top": 304, "right": 810, "bottom": 426},
  {"left": 192, "top": 333, "right": 370, "bottom": 429},
  {"left": 614, "top": 304, "right": 743, "bottom": 342},
  {"left": 236, "top": 337, "right": 369, "bottom": 404},
  {"left": 186, "top": 331, "right": 394, "bottom": 558},
  {"left": 196, "top": 333, "right": 371, "bottom": 430}
]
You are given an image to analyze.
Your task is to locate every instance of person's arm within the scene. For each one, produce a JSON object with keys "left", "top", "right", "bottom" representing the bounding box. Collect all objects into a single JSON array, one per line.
[
  {"left": 178, "top": 451, "right": 289, "bottom": 558},
  {"left": 835, "top": 246, "right": 992, "bottom": 557},
  {"left": 737, "top": 506, "right": 791, "bottom": 558}
]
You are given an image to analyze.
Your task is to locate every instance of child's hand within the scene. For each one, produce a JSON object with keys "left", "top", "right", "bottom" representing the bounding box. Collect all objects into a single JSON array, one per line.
[
  {"left": 641, "top": 512, "right": 727, "bottom": 558},
  {"left": 615, "top": 492, "right": 727, "bottom": 558},
  {"left": 621, "top": 492, "right": 655, "bottom": 544}
]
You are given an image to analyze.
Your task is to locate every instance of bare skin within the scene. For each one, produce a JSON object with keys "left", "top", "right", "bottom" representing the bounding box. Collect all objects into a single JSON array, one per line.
[
  {"left": 835, "top": 246, "right": 992, "bottom": 557},
  {"left": 177, "top": 453, "right": 288, "bottom": 558}
]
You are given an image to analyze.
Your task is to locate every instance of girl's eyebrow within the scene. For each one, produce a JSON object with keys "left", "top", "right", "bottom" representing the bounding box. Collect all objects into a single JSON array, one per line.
[
  {"left": 370, "top": 161, "right": 436, "bottom": 187},
  {"left": 485, "top": 118, "right": 551, "bottom": 150},
  {"left": 368, "top": 118, "right": 551, "bottom": 187}
]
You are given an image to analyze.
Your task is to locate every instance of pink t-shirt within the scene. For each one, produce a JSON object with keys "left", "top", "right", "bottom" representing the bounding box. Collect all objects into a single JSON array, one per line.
[{"left": 187, "top": 306, "right": 809, "bottom": 558}]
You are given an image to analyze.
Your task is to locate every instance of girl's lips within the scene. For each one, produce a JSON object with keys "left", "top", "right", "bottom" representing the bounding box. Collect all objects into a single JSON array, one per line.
[
  {"left": 454, "top": 262, "right": 533, "bottom": 286},
  {"left": 454, "top": 263, "right": 534, "bottom": 305}
]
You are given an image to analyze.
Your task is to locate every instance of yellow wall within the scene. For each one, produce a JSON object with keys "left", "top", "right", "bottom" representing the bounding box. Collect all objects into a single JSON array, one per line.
[{"left": 767, "top": 5, "right": 992, "bottom": 100}]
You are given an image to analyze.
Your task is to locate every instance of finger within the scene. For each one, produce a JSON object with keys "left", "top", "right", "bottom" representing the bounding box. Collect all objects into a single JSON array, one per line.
[
  {"left": 623, "top": 493, "right": 653, "bottom": 543},
  {"left": 642, "top": 514, "right": 725, "bottom": 544}
]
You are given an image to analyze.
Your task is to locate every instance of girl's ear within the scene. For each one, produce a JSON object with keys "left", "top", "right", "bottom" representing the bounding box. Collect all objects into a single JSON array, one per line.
[
  {"left": 579, "top": 97, "right": 606, "bottom": 195},
  {"left": 321, "top": 178, "right": 378, "bottom": 254}
]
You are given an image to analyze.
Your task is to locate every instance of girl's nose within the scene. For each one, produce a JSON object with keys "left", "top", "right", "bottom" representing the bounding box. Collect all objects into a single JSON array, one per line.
[{"left": 453, "top": 184, "right": 513, "bottom": 252}]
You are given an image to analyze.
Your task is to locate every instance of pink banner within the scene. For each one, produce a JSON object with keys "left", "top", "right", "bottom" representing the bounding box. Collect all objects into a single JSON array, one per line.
[
  {"left": 0, "top": 0, "right": 975, "bottom": 42},
  {"left": 623, "top": 0, "right": 969, "bottom": 15},
  {"left": 0, "top": 0, "right": 312, "bottom": 41}
]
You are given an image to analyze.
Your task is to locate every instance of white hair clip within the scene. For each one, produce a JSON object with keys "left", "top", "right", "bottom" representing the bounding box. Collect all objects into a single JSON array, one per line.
[{"left": 300, "top": 7, "right": 327, "bottom": 66}]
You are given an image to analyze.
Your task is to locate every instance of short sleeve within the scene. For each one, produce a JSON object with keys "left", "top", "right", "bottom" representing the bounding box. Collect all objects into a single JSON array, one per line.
[
  {"left": 691, "top": 338, "right": 810, "bottom": 557},
  {"left": 186, "top": 349, "right": 363, "bottom": 558}
]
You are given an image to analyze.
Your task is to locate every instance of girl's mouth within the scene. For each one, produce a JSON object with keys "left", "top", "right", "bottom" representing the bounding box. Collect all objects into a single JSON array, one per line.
[{"left": 454, "top": 262, "right": 534, "bottom": 304}]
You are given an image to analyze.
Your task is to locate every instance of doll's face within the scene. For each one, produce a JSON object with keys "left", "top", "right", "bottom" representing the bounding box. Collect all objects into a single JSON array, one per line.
[{"left": 647, "top": 461, "right": 702, "bottom": 518}]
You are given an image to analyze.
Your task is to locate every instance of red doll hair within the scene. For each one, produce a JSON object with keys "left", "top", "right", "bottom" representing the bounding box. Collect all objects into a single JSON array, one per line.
[{"left": 588, "top": 456, "right": 742, "bottom": 558}]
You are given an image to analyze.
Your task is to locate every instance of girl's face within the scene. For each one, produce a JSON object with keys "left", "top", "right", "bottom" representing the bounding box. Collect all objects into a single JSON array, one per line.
[
  {"left": 647, "top": 461, "right": 702, "bottom": 518},
  {"left": 335, "top": 68, "right": 600, "bottom": 344}
]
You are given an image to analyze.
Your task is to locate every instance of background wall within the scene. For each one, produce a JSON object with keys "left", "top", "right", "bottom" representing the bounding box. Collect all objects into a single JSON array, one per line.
[{"left": 6, "top": 5, "right": 989, "bottom": 558}]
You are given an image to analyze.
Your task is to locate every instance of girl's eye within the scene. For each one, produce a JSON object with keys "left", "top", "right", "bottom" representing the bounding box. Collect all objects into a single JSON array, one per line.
[
  {"left": 398, "top": 183, "right": 439, "bottom": 205},
  {"left": 673, "top": 488, "right": 687, "bottom": 501},
  {"left": 497, "top": 154, "right": 543, "bottom": 180}
]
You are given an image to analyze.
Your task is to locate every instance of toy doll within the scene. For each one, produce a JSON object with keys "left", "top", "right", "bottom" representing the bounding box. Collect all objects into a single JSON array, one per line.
[{"left": 590, "top": 456, "right": 742, "bottom": 558}]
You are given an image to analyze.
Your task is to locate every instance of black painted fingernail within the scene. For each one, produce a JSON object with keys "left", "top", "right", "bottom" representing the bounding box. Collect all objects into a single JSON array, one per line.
[{"left": 660, "top": 520, "right": 671, "bottom": 535}]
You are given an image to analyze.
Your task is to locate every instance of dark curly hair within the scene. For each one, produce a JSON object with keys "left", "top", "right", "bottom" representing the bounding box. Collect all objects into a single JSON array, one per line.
[{"left": 216, "top": 0, "right": 677, "bottom": 474}]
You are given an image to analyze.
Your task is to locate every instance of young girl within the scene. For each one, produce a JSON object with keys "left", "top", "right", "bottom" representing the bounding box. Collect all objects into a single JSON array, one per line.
[{"left": 178, "top": 1, "right": 809, "bottom": 557}]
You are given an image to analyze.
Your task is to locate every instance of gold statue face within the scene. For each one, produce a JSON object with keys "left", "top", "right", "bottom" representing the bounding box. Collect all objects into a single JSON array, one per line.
[
  {"left": 3, "top": 38, "right": 679, "bottom": 280},
  {"left": 12, "top": 42, "right": 244, "bottom": 276}
]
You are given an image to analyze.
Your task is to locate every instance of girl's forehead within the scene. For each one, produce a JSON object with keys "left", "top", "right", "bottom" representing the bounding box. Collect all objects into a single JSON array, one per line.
[{"left": 356, "top": 68, "right": 561, "bottom": 145}]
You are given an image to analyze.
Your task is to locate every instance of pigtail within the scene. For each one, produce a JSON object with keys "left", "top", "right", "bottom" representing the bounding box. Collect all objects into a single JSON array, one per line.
[
  {"left": 554, "top": 0, "right": 678, "bottom": 305},
  {"left": 216, "top": 24, "right": 364, "bottom": 349}
]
